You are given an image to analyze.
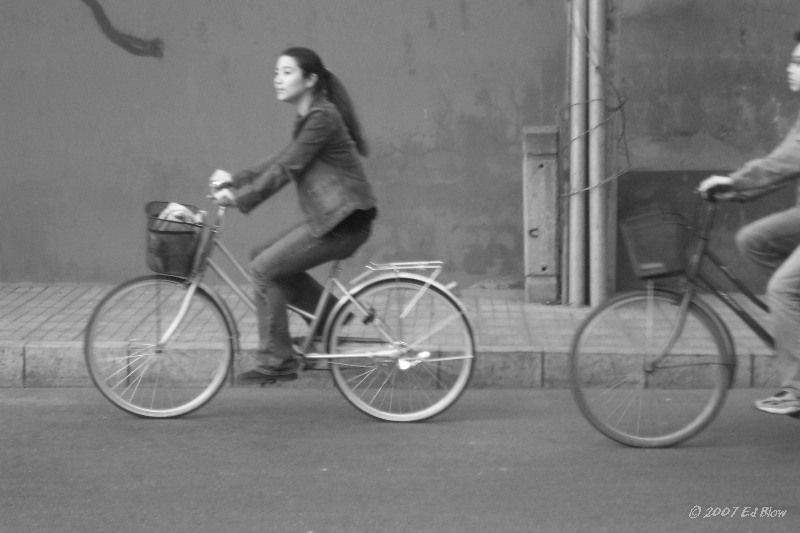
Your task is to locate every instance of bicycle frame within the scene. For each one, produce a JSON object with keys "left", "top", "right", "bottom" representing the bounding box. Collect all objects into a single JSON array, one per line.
[
  {"left": 159, "top": 204, "right": 458, "bottom": 362},
  {"left": 649, "top": 199, "right": 774, "bottom": 370},
  {"left": 686, "top": 200, "right": 774, "bottom": 348}
]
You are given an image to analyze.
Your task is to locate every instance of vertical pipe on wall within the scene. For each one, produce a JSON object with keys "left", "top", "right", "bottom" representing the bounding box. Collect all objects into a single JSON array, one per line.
[
  {"left": 588, "top": 0, "right": 607, "bottom": 304},
  {"left": 568, "top": 0, "right": 588, "bottom": 305}
]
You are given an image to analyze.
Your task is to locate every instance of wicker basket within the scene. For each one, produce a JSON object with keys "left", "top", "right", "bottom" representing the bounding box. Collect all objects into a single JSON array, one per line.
[
  {"left": 145, "top": 201, "right": 202, "bottom": 277},
  {"left": 620, "top": 211, "right": 689, "bottom": 280}
]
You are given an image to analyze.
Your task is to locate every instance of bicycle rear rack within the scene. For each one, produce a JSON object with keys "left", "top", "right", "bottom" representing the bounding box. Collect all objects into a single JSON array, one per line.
[
  {"left": 351, "top": 261, "right": 456, "bottom": 289},
  {"left": 366, "top": 261, "right": 444, "bottom": 271}
]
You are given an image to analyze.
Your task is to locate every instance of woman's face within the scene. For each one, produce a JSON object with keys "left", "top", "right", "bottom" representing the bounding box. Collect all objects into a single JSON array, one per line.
[{"left": 274, "top": 55, "right": 315, "bottom": 104}]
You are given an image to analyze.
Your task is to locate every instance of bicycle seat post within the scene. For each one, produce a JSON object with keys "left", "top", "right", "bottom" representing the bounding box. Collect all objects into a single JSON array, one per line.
[{"left": 327, "top": 259, "right": 342, "bottom": 278}]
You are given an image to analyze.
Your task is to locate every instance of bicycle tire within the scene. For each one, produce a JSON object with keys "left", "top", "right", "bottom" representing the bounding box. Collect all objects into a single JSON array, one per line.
[
  {"left": 327, "top": 276, "right": 475, "bottom": 422},
  {"left": 569, "top": 289, "right": 734, "bottom": 447},
  {"left": 84, "top": 275, "right": 234, "bottom": 418}
]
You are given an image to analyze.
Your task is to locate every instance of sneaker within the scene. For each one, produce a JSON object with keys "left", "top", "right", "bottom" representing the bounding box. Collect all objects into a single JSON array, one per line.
[{"left": 754, "top": 390, "right": 800, "bottom": 415}]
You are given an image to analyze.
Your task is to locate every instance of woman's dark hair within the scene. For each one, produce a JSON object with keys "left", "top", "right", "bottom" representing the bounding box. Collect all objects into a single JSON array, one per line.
[{"left": 281, "top": 46, "right": 369, "bottom": 157}]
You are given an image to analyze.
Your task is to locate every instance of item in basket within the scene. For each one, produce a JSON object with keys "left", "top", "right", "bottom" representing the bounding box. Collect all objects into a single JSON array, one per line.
[
  {"left": 159, "top": 202, "right": 200, "bottom": 223},
  {"left": 146, "top": 203, "right": 201, "bottom": 277},
  {"left": 151, "top": 203, "right": 200, "bottom": 232}
]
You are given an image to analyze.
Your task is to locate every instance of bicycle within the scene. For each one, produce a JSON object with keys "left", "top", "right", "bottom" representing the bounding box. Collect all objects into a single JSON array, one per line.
[
  {"left": 84, "top": 197, "right": 476, "bottom": 421},
  {"left": 569, "top": 190, "right": 778, "bottom": 447}
]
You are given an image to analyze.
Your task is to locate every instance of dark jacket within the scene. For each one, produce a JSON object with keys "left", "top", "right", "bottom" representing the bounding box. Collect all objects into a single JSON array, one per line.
[{"left": 230, "top": 96, "right": 376, "bottom": 236}]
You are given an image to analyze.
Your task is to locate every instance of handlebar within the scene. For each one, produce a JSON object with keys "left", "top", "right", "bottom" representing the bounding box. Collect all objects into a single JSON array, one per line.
[{"left": 698, "top": 183, "right": 735, "bottom": 203}]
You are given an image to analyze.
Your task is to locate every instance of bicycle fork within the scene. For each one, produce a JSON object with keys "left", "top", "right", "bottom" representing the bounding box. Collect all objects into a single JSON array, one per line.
[
  {"left": 156, "top": 279, "right": 200, "bottom": 346},
  {"left": 642, "top": 282, "right": 694, "bottom": 375}
]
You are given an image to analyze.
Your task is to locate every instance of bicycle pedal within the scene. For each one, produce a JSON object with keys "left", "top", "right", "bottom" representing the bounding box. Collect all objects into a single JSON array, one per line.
[{"left": 300, "top": 358, "right": 320, "bottom": 371}]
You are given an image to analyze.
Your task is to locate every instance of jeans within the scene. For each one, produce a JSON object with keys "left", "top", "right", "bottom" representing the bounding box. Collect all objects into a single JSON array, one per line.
[
  {"left": 736, "top": 206, "right": 800, "bottom": 394},
  {"left": 249, "top": 210, "right": 373, "bottom": 369}
]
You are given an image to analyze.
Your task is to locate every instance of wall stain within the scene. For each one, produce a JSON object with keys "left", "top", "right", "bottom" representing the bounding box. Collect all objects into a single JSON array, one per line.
[
  {"left": 80, "top": 0, "right": 164, "bottom": 58},
  {"left": 458, "top": 0, "right": 470, "bottom": 32},
  {"left": 402, "top": 30, "right": 416, "bottom": 76},
  {"left": 426, "top": 8, "right": 437, "bottom": 32}
]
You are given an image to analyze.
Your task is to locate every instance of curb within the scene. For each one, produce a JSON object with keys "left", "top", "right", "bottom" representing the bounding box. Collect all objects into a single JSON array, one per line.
[
  {"left": 0, "top": 342, "right": 780, "bottom": 389},
  {"left": 0, "top": 283, "right": 783, "bottom": 389}
]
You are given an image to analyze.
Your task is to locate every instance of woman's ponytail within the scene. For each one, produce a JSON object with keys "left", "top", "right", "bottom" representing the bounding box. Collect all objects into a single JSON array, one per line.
[
  {"left": 281, "top": 47, "right": 369, "bottom": 157},
  {"left": 324, "top": 70, "right": 369, "bottom": 157}
]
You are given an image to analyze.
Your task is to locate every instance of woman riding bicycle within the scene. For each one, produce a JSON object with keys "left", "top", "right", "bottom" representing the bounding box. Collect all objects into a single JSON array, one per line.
[{"left": 210, "top": 47, "right": 377, "bottom": 385}]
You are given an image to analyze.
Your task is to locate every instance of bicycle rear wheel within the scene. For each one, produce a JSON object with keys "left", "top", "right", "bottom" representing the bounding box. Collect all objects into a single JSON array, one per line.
[
  {"left": 327, "top": 277, "right": 475, "bottom": 422},
  {"left": 84, "top": 275, "right": 233, "bottom": 418},
  {"left": 570, "top": 289, "right": 734, "bottom": 447}
]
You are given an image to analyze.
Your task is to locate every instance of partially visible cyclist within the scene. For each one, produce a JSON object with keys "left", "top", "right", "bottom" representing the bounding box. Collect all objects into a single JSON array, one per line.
[{"left": 699, "top": 30, "right": 800, "bottom": 415}]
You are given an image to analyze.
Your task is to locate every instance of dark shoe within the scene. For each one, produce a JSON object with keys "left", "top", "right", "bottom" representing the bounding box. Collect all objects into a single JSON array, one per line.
[{"left": 236, "top": 361, "right": 300, "bottom": 386}]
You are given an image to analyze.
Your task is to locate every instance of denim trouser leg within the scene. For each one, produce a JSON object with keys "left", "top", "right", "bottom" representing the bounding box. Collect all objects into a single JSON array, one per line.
[
  {"left": 249, "top": 219, "right": 371, "bottom": 369},
  {"left": 736, "top": 207, "right": 800, "bottom": 394}
]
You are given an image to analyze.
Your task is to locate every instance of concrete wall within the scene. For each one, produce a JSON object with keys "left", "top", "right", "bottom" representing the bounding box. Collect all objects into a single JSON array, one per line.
[
  {"left": 613, "top": 0, "right": 800, "bottom": 291},
  {"left": 0, "top": 0, "right": 566, "bottom": 285}
]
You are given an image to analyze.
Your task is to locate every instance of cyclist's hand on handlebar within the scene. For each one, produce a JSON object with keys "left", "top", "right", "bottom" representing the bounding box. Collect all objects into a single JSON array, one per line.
[
  {"left": 698, "top": 175, "right": 736, "bottom": 201},
  {"left": 208, "top": 169, "right": 233, "bottom": 191},
  {"left": 211, "top": 187, "right": 237, "bottom": 207}
]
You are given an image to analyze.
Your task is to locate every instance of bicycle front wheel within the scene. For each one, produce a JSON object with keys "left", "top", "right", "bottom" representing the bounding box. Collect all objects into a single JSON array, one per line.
[
  {"left": 328, "top": 277, "right": 475, "bottom": 422},
  {"left": 570, "top": 289, "right": 734, "bottom": 447},
  {"left": 84, "top": 276, "right": 234, "bottom": 418}
]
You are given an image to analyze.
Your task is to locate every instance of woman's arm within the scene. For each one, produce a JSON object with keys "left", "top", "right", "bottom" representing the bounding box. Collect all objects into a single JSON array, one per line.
[
  {"left": 728, "top": 128, "right": 800, "bottom": 200},
  {"left": 233, "top": 109, "right": 333, "bottom": 213},
  {"left": 229, "top": 157, "right": 275, "bottom": 188}
]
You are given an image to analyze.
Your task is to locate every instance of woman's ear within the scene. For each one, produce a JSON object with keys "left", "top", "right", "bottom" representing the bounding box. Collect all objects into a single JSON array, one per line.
[{"left": 305, "top": 73, "right": 319, "bottom": 90}]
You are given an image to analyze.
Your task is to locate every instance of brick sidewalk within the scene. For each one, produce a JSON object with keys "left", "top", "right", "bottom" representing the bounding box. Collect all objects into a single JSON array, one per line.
[{"left": 0, "top": 283, "right": 778, "bottom": 388}]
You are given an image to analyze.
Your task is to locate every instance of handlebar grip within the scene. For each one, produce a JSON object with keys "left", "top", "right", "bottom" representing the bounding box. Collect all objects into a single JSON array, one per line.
[{"left": 699, "top": 184, "right": 734, "bottom": 202}]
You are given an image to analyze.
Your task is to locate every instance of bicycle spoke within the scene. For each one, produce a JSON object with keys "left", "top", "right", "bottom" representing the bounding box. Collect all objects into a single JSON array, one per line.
[
  {"left": 570, "top": 290, "right": 731, "bottom": 447},
  {"left": 328, "top": 278, "right": 474, "bottom": 422},
  {"left": 85, "top": 277, "right": 233, "bottom": 418}
]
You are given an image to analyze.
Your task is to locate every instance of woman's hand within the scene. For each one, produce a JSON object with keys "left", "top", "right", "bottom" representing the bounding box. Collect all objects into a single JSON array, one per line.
[
  {"left": 212, "top": 187, "right": 237, "bottom": 207},
  {"left": 698, "top": 175, "right": 736, "bottom": 201},
  {"left": 209, "top": 169, "right": 233, "bottom": 191}
]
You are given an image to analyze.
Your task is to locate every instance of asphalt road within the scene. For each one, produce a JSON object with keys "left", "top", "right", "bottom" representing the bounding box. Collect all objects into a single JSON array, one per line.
[{"left": 1, "top": 387, "right": 798, "bottom": 533}]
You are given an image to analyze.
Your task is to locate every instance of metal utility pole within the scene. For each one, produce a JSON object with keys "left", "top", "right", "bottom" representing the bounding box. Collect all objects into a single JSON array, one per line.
[
  {"left": 568, "top": 0, "right": 588, "bottom": 305},
  {"left": 588, "top": 0, "right": 608, "bottom": 304},
  {"left": 567, "top": 0, "right": 608, "bottom": 306}
]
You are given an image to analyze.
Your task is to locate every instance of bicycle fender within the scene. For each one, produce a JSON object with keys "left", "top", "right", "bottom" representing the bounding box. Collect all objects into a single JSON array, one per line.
[
  {"left": 150, "top": 274, "right": 241, "bottom": 353},
  {"left": 322, "top": 272, "right": 474, "bottom": 344}
]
